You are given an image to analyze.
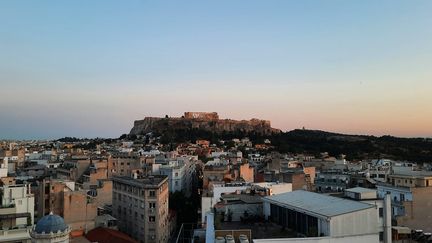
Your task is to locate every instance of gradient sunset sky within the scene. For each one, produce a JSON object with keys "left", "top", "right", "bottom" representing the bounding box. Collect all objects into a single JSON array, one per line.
[{"left": 1, "top": 1, "right": 431, "bottom": 139}]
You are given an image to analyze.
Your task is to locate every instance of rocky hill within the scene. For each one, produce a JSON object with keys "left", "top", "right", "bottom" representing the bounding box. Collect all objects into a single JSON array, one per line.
[{"left": 129, "top": 112, "right": 281, "bottom": 136}]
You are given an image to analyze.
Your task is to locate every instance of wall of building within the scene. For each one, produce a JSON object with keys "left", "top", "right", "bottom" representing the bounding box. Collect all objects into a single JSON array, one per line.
[
  {"left": 216, "top": 203, "right": 262, "bottom": 222},
  {"left": 329, "top": 208, "right": 379, "bottom": 237},
  {"left": 63, "top": 191, "right": 97, "bottom": 233},
  {"left": 159, "top": 162, "right": 186, "bottom": 193},
  {"left": 94, "top": 180, "right": 113, "bottom": 207},
  {"left": 397, "top": 186, "right": 432, "bottom": 232},
  {"left": 239, "top": 163, "right": 254, "bottom": 183},
  {"left": 252, "top": 233, "right": 379, "bottom": 243},
  {"left": 112, "top": 177, "right": 169, "bottom": 243}
]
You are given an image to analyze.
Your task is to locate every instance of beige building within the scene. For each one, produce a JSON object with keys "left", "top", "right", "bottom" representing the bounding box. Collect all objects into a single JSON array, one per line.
[
  {"left": 35, "top": 180, "right": 98, "bottom": 235},
  {"left": 56, "top": 157, "right": 91, "bottom": 181},
  {"left": 377, "top": 171, "right": 432, "bottom": 233},
  {"left": 112, "top": 175, "right": 169, "bottom": 243},
  {"left": 110, "top": 154, "right": 142, "bottom": 177}
]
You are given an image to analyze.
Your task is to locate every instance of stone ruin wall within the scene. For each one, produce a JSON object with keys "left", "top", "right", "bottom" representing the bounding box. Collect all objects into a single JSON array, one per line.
[{"left": 184, "top": 112, "right": 219, "bottom": 120}]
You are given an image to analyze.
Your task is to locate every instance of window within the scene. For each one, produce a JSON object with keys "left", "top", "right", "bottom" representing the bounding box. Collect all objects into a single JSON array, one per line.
[
  {"left": 379, "top": 208, "right": 383, "bottom": 218},
  {"left": 149, "top": 190, "right": 156, "bottom": 197},
  {"left": 175, "top": 172, "right": 178, "bottom": 177},
  {"left": 379, "top": 232, "right": 384, "bottom": 241},
  {"left": 400, "top": 193, "right": 405, "bottom": 201},
  {"left": 149, "top": 202, "right": 156, "bottom": 208},
  {"left": 175, "top": 181, "right": 178, "bottom": 186},
  {"left": 149, "top": 216, "right": 156, "bottom": 222}
]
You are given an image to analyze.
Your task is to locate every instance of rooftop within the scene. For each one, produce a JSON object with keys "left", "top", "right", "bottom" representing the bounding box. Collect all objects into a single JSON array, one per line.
[
  {"left": 220, "top": 194, "right": 263, "bottom": 204},
  {"left": 390, "top": 170, "right": 432, "bottom": 179},
  {"left": 112, "top": 175, "right": 167, "bottom": 188},
  {"left": 86, "top": 227, "right": 138, "bottom": 243},
  {"left": 263, "top": 190, "right": 374, "bottom": 218},
  {"left": 345, "top": 187, "right": 377, "bottom": 194}
]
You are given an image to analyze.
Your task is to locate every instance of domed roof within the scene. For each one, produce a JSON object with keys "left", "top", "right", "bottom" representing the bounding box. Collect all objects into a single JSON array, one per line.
[{"left": 34, "top": 212, "right": 68, "bottom": 234}]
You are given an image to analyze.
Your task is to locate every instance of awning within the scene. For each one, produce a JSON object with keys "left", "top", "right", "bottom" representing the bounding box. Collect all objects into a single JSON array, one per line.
[{"left": 392, "top": 226, "right": 411, "bottom": 234}]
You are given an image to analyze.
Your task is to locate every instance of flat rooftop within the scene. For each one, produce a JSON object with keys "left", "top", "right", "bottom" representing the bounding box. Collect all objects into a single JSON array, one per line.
[
  {"left": 221, "top": 194, "right": 263, "bottom": 204},
  {"left": 112, "top": 175, "right": 167, "bottom": 188},
  {"left": 345, "top": 187, "right": 377, "bottom": 194},
  {"left": 264, "top": 190, "right": 374, "bottom": 218}
]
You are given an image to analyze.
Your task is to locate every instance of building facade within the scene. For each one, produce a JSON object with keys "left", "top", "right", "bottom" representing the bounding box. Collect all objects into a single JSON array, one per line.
[
  {"left": 263, "top": 190, "right": 380, "bottom": 241},
  {"left": 112, "top": 175, "right": 169, "bottom": 243}
]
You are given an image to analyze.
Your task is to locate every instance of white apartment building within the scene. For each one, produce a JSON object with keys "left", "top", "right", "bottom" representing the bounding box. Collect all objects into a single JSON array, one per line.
[
  {"left": 158, "top": 156, "right": 196, "bottom": 196},
  {"left": 0, "top": 184, "right": 35, "bottom": 242}
]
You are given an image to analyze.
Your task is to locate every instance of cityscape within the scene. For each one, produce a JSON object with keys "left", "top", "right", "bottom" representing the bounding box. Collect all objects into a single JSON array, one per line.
[{"left": 1, "top": 1, "right": 432, "bottom": 243}]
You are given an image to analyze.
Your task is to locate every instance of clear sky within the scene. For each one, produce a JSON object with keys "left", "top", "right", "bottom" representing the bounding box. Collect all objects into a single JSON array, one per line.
[{"left": 1, "top": 1, "right": 431, "bottom": 139}]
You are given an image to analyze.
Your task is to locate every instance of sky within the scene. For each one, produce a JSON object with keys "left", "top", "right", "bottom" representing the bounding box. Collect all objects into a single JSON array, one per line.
[{"left": 1, "top": 0, "right": 432, "bottom": 139}]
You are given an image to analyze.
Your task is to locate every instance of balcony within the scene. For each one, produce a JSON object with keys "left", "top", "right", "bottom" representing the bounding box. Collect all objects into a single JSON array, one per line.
[
  {"left": 0, "top": 205, "right": 16, "bottom": 215},
  {"left": 0, "top": 226, "right": 31, "bottom": 242}
]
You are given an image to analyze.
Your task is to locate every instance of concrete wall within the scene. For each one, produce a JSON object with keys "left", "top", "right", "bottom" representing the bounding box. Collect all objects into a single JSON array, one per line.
[
  {"left": 330, "top": 207, "right": 379, "bottom": 237},
  {"left": 253, "top": 233, "right": 379, "bottom": 243}
]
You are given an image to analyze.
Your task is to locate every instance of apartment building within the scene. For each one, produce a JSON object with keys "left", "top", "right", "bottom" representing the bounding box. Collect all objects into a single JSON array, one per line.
[
  {"left": 56, "top": 156, "right": 91, "bottom": 181},
  {"left": 112, "top": 175, "right": 169, "bottom": 243},
  {"left": 377, "top": 171, "right": 432, "bottom": 233},
  {"left": 110, "top": 154, "right": 142, "bottom": 177},
  {"left": 315, "top": 171, "right": 350, "bottom": 192},
  {"left": 0, "top": 184, "right": 34, "bottom": 242},
  {"left": 35, "top": 179, "right": 98, "bottom": 234}
]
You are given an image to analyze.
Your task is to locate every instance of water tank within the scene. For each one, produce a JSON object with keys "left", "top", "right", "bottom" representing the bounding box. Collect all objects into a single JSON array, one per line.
[
  {"left": 225, "top": 235, "right": 235, "bottom": 243},
  {"left": 239, "top": 234, "right": 249, "bottom": 243},
  {"left": 215, "top": 236, "right": 226, "bottom": 243}
]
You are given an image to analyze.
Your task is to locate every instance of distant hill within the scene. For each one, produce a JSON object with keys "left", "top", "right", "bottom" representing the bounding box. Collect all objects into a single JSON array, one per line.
[{"left": 270, "top": 129, "right": 432, "bottom": 162}]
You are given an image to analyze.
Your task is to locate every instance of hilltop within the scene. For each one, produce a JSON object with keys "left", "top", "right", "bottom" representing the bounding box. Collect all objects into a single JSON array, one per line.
[{"left": 129, "top": 112, "right": 281, "bottom": 136}]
